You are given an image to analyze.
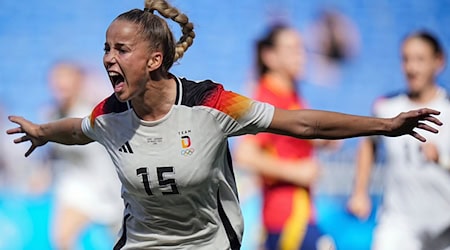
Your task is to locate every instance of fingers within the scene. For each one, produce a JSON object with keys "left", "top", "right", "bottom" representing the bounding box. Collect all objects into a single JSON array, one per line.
[
  {"left": 25, "top": 145, "right": 36, "bottom": 157},
  {"left": 13, "top": 135, "right": 30, "bottom": 144},
  {"left": 6, "top": 116, "right": 27, "bottom": 135},
  {"left": 410, "top": 131, "right": 426, "bottom": 142},
  {"left": 416, "top": 122, "right": 439, "bottom": 134},
  {"left": 8, "top": 115, "right": 25, "bottom": 125},
  {"left": 417, "top": 108, "right": 440, "bottom": 116},
  {"left": 415, "top": 108, "right": 443, "bottom": 126},
  {"left": 421, "top": 115, "right": 443, "bottom": 126},
  {"left": 405, "top": 109, "right": 442, "bottom": 142},
  {"left": 6, "top": 127, "right": 23, "bottom": 135},
  {"left": 410, "top": 119, "right": 441, "bottom": 142},
  {"left": 6, "top": 115, "right": 38, "bottom": 157}
]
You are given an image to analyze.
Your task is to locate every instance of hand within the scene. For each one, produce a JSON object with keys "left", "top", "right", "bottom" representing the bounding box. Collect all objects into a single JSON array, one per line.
[
  {"left": 347, "top": 192, "right": 372, "bottom": 221},
  {"left": 289, "top": 159, "right": 321, "bottom": 187},
  {"left": 6, "top": 115, "right": 48, "bottom": 157},
  {"left": 387, "top": 108, "right": 442, "bottom": 142}
]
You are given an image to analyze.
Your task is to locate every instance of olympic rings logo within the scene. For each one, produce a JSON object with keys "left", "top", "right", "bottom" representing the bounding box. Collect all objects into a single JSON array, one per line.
[{"left": 181, "top": 148, "right": 195, "bottom": 156}]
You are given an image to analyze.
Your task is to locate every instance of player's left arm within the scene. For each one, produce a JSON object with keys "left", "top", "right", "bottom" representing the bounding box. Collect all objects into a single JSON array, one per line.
[{"left": 266, "top": 107, "right": 442, "bottom": 142}]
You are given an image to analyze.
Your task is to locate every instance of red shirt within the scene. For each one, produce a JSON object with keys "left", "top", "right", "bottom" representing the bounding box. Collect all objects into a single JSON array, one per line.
[{"left": 252, "top": 76, "right": 316, "bottom": 231}]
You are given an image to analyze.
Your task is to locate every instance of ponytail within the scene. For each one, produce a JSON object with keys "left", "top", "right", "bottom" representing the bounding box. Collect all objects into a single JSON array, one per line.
[{"left": 145, "top": 0, "right": 195, "bottom": 61}]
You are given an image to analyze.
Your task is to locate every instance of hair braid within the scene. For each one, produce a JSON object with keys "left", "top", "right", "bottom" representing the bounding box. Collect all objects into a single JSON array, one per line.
[{"left": 145, "top": 0, "right": 195, "bottom": 61}]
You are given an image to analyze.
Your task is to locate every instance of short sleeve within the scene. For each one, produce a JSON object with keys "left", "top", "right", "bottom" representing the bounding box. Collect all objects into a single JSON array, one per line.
[
  {"left": 80, "top": 94, "right": 127, "bottom": 145},
  {"left": 200, "top": 88, "right": 274, "bottom": 137},
  {"left": 81, "top": 115, "right": 99, "bottom": 142}
]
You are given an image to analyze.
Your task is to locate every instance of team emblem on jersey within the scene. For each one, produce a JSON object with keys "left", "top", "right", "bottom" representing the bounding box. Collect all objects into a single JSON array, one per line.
[{"left": 180, "top": 135, "right": 195, "bottom": 156}]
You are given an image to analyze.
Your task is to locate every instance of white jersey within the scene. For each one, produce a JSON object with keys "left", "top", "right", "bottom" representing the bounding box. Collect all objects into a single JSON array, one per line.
[
  {"left": 81, "top": 77, "right": 274, "bottom": 250},
  {"left": 373, "top": 87, "right": 450, "bottom": 233}
]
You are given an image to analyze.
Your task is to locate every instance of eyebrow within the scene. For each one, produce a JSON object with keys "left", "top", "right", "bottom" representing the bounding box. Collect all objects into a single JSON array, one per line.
[{"left": 104, "top": 42, "right": 128, "bottom": 47}]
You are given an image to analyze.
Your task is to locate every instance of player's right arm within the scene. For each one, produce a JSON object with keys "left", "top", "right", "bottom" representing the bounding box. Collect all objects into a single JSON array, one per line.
[
  {"left": 6, "top": 115, "right": 93, "bottom": 157},
  {"left": 347, "top": 137, "right": 376, "bottom": 220}
]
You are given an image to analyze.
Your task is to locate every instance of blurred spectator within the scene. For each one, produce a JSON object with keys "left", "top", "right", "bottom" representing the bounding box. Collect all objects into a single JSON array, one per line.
[
  {"left": 304, "top": 8, "right": 360, "bottom": 86},
  {"left": 44, "top": 61, "right": 123, "bottom": 250},
  {"left": 234, "top": 24, "right": 337, "bottom": 250},
  {"left": 347, "top": 31, "right": 450, "bottom": 250}
]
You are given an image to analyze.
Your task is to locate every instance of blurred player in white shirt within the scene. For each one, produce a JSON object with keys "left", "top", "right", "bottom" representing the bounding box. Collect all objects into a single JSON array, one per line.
[
  {"left": 348, "top": 31, "right": 450, "bottom": 250},
  {"left": 46, "top": 62, "right": 123, "bottom": 250}
]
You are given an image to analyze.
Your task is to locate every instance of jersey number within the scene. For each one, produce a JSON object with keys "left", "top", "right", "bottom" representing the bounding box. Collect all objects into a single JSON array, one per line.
[{"left": 136, "top": 167, "right": 180, "bottom": 195}]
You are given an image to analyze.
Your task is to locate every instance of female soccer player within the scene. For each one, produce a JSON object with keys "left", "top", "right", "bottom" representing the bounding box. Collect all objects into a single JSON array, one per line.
[
  {"left": 7, "top": 1, "right": 442, "bottom": 249},
  {"left": 348, "top": 31, "right": 450, "bottom": 250}
]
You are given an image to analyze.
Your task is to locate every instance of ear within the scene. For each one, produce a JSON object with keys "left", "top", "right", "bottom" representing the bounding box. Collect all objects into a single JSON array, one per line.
[
  {"left": 435, "top": 53, "right": 446, "bottom": 74},
  {"left": 147, "top": 51, "right": 163, "bottom": 72}
]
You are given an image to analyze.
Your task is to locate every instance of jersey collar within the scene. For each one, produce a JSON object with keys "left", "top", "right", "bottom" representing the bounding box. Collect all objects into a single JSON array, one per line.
[{"left": 173, "top": 74, "right": 183, "bottom": 105}]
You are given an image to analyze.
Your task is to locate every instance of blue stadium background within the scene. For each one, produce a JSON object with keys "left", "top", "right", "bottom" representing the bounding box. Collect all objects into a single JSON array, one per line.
[{"left": 1, "top": 0, "right": 449, "bottom": 249}]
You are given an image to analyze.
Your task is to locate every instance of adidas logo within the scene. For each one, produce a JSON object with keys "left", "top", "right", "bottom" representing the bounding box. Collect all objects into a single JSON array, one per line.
[{"left": 119, "top": 141, "right": 134, "bottom": 154}]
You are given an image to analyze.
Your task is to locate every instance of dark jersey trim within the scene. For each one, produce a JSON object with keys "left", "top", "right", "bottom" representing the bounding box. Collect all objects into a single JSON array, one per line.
[
  {"left": 217, "top": 191, "right": 241, "bottom": 250},
  {"left": 113, "top": 213, "right": 131, "bottom": 250},
  {"left": 179, "top": 78, "right": 222, "bottom": 107},
  {"left": 174, "top": 75, "right": 182, "bottom": 105},
  {"left": 225, "top": 147, "right": 239, "bottom": 201},
  {"left": 90, "top": 93, "right": 130, "bottom": 126}
]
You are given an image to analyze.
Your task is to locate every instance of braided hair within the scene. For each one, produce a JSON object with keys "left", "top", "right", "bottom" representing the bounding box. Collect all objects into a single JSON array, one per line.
[{"left": 115, "top": 0, "right": 195, "bottom": 75}]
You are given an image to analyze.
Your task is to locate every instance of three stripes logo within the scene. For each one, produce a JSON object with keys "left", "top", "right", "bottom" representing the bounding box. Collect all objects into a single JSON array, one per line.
[{"left": 119, "top": 141, "right": 134, "bottom": 154}]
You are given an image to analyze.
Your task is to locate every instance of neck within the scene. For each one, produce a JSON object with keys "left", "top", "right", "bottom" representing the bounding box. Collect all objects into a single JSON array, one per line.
[
  {"left": 264, "top": 72, "right": 295, "bottom": 93},
  {"left": 131, "top": 76, "right": 177, "bottom": 121},
  {"left": 409, "top": 84, "right": 439, "bottom": 104}
]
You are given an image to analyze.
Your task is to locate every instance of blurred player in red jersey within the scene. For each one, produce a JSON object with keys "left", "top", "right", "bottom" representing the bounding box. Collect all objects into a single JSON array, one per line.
[{"left": 235, "top": 24, "right": 337, "bottom": 250}]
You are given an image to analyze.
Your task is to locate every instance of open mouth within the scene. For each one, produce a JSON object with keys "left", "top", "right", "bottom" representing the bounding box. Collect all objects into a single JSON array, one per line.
[
  {"left": 109, "top": 72, "right": 124, "bottom": 85},
  {"left": 108, "top": 72, "right": 125, "bottom": 92}
]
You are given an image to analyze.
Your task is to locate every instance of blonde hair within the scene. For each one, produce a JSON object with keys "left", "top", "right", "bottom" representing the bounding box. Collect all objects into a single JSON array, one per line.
[
  {"left": 145, "top": 0, "right": 195, "bottom": 62},
  {"left": 115, "top": 0, "right": 195, "bottom": 74}
]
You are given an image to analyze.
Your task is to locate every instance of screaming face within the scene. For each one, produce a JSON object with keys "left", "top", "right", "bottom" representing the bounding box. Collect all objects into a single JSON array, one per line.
[{"left": 103, "top": 19, "right": 152, "bottom": 102}]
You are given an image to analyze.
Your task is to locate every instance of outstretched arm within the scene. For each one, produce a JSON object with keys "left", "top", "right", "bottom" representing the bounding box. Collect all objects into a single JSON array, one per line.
[
  {"left": 6, "top": 116, "right": 93, "bottom": 157},
  {"left": 267, "top": 108, "right": 441, "bottom": 141}
]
